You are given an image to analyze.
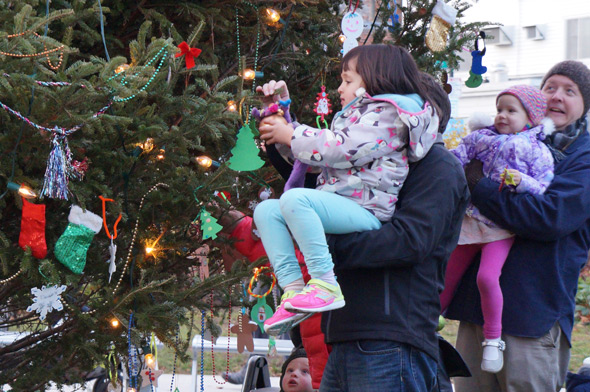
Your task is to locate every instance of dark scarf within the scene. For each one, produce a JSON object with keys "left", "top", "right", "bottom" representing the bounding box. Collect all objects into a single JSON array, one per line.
[{"left": 543, "top": 116, "right": 588, "bottom": 162}]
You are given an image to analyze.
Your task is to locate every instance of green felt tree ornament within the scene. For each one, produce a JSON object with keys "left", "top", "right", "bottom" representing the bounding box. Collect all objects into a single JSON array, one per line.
[
  {"left": 227, "top": 123, "right": 265, "bottom": 171},
  {"left": 200, "top": 209, "right": 223, "bottom": 240}
]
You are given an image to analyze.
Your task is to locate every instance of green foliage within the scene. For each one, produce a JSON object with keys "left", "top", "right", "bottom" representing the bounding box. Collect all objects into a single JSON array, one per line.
[
  {"left": 0, "top": 0, "right": 487, "bottom": 389},
  {"left": 576, "top": 274, "right": 590, "bottom": 323}
]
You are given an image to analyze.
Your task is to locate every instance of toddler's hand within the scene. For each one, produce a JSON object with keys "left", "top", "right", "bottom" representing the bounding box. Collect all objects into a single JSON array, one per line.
[
  {"left": 259, "top": 115, "right": 293, "bottom": 146},
  {"left": 505, "top": 169, "right": 522, "bottom": 186},
  {"left": 256, "top": 80, "right": 290, "bottom": 108}
]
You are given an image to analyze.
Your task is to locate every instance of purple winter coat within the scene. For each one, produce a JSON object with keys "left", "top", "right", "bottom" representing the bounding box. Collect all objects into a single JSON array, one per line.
[{"left": 452, "top": 123, "right": 554, "bottom": 226}]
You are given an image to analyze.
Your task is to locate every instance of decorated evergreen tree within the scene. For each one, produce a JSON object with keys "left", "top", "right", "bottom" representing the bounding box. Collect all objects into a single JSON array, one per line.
[{"left": 0, "top": 0, "right": 489, "bottom": 389}]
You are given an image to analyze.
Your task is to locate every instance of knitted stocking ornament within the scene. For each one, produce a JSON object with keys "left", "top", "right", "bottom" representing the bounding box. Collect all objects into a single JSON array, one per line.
[
  {"left": 425, "top": 1, "right": 458, "bottom": 52},
  {"left": 54, "top": 205, "right": 103, "bottom": 274},
  {"left": 18, "top": 198, "right": 47, "bottom": 259}
]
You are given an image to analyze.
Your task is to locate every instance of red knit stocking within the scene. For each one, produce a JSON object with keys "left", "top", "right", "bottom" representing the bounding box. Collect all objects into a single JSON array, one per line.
[{"left": 18, "top": 198, "right": 47, "bottom": 259}]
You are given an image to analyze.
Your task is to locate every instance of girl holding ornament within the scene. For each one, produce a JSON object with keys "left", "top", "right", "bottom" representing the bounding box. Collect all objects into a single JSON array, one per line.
[
  {"left": 253, "top": 44, "right": 443, "bottom": 335},
  {"left": 439, "top": 85, "right": 555, "bottom": 373}
]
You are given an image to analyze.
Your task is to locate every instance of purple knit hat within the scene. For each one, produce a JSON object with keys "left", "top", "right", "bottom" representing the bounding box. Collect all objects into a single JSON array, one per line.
[{"left": 497, "top": 85, "right": 547, "bottom": 127}]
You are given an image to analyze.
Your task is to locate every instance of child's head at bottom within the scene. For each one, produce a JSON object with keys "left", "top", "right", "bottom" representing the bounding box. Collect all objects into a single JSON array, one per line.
[
  {"left": 495, "top": 85, "right": 547, "bottom": 134},
  {"left": 280, "top": 347, "right": 312, "bottom": 392}
]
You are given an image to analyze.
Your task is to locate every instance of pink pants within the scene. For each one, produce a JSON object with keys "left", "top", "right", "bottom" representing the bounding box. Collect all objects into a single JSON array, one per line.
[{"left": 440, "top": 237, "right": 515, "bottom": 339}]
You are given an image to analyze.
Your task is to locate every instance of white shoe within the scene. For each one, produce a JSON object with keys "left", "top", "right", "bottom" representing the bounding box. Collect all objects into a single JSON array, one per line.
[{"left": 481, "top": 339, "right": 505, "bottom": 373}]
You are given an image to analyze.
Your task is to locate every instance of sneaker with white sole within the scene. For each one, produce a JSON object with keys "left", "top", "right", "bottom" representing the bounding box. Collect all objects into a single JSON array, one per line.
[
  {"left": 264, "top": 291, "right": 313, "bottom": 336},
  {"left": 481, "top": 339, "right": 505, "bottom": 373},
  {"left": 283, "top": 279, "right": 345, "bottom": 313}
]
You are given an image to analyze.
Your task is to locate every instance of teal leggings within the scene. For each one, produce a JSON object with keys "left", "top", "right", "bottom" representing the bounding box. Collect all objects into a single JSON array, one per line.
[{"left": 253, "top": 188, "right": 381, "bottom": 288}]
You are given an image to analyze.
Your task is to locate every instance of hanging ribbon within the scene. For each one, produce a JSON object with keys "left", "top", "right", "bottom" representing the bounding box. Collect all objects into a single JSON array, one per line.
[{"left": 175, "top": 41, "right": 202, "bottom": 69}]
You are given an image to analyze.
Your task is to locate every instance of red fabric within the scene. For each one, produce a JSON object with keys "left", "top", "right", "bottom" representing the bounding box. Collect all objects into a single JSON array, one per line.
[
  {"left": 18, "top": 198, "right": 47, "bottom": 259},
  {"left": 230, "top": 216, "right": 328, "bottom": 388}
]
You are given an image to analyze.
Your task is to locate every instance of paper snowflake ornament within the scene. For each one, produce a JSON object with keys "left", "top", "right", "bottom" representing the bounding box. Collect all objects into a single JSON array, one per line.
[{"left": 27, "top": 285, "right": 67, "bottom": 321}]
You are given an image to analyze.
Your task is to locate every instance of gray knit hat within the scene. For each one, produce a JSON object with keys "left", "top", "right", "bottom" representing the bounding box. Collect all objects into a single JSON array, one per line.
[{"left": 541, "top": 60, "right": 590, "bottom": 116}]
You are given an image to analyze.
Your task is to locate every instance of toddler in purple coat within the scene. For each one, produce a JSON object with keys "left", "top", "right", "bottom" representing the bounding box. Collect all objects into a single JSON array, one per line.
[{"left": 440, "top": 85, "right": 554, "bottom": 373}]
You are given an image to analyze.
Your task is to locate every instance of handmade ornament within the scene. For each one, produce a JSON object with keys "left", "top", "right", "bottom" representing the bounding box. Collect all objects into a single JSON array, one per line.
[
  {"left": 99, "top": 196, "right": 121, "bottom": 283},
  {"left": 54, "top": 205, "right": 103, "bottom": 274},
  {"left": 251, "top": 101, "right": 308, "bottom": 191},
  {"left": 386, "top": 0, "right": 400, "bottom": 32},
  {"left": 70, "top": 157, "right": 89, "bottom": 180},
  {"left": 341, "top": 11, "right": 364, "bottom": 55},
  {"left": 442, "top": 71, "right": 453, "bottom": 94},
  {"left": 230, "top": 313, "right": 258, "bottom": 353},
  {"left": 470, "top": 32, "right": 488, "bottom": 75},
  {"left": 144, "top": 368, "right": 164, "bottom": 387},
  {"left": 258, "top": 187, "right": 274, "bottom": 201},
  {"left": 188, "top": 244, "right": 210, "bottom": 280},
  {"left": 251, "top": 296, "right": 273, "bottom": 333},
  {"left": 26, "top": 284, "right": 67, "bottom": 321},
  {"left": 18, "top": 198, "right": 47, "bottom": 259},
  {"left": 175, "top": 41, "right": 202, "bottom": 69},
  {"left": 42, "top": 130, "right": 73, "bottom": 200},
  {"left": 227, "top": 123, "right": 265, "bottom": 171},
  {"left": 314, "top": 85, "right": 332, "bottom": 125},
  {"left": 499, "top": 167, "right": 517, "bottom": 191},
  {"left": 465, "top": 71, "right": 483, "bottom": 88},
  {"left": 425, "top": 1, "right": 458, "bottom": 52},
  {"left": 200, "top": 209, "right": 223, "bottom": 240}
]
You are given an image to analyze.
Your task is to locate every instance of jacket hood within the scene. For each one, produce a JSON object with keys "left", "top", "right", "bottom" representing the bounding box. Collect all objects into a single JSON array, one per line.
[{"left": 364, "top": 92, "right": 440, "bottom": 162}]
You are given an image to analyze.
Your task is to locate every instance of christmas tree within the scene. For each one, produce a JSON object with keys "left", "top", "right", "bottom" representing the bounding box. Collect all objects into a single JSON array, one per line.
[{"left": 0, "top": 1, "right": 489, "bottom": 389}]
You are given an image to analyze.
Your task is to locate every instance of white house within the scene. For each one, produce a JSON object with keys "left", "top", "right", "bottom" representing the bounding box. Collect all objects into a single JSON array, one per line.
[{"left": 455, "top": 0, "right": 590, "bottom": 119}]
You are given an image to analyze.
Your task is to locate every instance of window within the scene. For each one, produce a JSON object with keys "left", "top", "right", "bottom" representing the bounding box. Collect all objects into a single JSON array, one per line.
[
  {"left": 482, "top": 26, "right": 513, "bottom": 46},
  {"left": 524, "top": 25, "right": 545, "bottom": 40},
  {"left": 567, "top": 18, "right": 590, "bottom": 59}
]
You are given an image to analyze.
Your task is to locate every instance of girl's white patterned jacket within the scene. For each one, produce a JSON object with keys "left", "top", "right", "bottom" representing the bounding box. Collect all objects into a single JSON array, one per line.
[{"left": 289, "top": 91, "right": 439, "bottom": 221}]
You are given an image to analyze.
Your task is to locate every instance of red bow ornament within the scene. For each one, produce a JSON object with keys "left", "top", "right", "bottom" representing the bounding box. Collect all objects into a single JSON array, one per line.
[{"left": 175, "top": 41, "right": 202, "bottom": 69}]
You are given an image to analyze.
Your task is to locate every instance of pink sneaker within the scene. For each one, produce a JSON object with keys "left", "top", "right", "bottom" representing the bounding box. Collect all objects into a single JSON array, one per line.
[
  {"left": 283, "top": 279, "right": 345, "bottom": 313},
  {"left": 264, "top": 292, "right": 313, "bottom": 336}
]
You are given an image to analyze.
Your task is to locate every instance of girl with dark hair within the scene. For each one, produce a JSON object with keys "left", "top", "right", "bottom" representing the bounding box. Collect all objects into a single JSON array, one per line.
[{"left": 253, "top": 44, "right": 440, "bottom": 336}]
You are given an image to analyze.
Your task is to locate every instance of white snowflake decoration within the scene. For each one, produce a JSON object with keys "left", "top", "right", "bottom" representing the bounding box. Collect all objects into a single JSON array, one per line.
[
  {"left": 248, "top": 200, "right": 260, "bottom": 211},
  {"left": 27, "top": 285, "right": 67, "bottom": 321}
]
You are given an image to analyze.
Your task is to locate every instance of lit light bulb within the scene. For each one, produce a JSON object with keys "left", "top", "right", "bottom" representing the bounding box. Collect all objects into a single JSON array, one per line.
[
  {"left": 339, "top": 34, "right": 347, "bottom": 43},
  {"left": 110, "top": 318, "right": 120, "bottom": 328},
  {"left": 243, "top": 69, "right": 256, "bottom": 80},
  {"left": 196, "top": 156, "right": 220, "bottom": 169},
  {"left": 115, "top": 64, "right": 130, "bottom": 74},
  {"left": 227, "top": 100, "right": 237, "bottom": 112},
  {"left": 144, "top": 353, "right": 156, "bottom": 369},
  {"left": 145, "top": 246, "right": 155, "bottom": 255},
  {"left": 127, "top": 388, "right": 137, "bottom": 392},
  {"left": 156, "top": 148, "right": 165, "bottom": 161},
  {"left": 266, "top": 8, "right": 281, "bottom": 23},
  {"left": 196, "top": 156, "right": 213, "bottom": 168},
  {"left": 142, "top": 138, "right": 154, "bottom": 152},
  {"left": 7, "top": 182, "right": 36, "bottom": 199}
]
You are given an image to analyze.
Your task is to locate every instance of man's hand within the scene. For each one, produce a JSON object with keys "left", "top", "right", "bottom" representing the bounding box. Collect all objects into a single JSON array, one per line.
[{"left": 464, "top": 159, "right": 484, "bottom": 193}]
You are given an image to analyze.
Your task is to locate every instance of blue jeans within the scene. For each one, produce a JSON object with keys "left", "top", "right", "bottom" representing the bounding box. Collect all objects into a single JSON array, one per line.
[
  {"left": 253, "top": 188, "right": 381, "bottom": 287},
  {"left": 320, "top": 340, "right": 438, "bottom": 392}
]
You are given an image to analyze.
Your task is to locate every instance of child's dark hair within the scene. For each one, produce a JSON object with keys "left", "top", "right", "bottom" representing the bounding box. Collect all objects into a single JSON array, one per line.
[
  {"left": 342, "top": 44, "right": 443, "bottom": 125},
  {"left": 421, "top": 73, "right": 451, "bottom": 133}
]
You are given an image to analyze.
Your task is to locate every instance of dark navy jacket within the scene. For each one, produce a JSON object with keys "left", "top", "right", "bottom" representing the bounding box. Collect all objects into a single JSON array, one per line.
[
  {"left": 323, "top": 143, "right": 469, "bottom": 359},
  {"left": 446, "top": 131, "right": 590, "bottom": 344}
]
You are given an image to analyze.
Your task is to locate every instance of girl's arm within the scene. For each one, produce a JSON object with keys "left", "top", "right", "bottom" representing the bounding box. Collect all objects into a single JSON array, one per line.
[
  {"left": 450, "top": 130, "right": 481, "bottom": 167},
  {"left": 472, "top": 153, "right": 590, "bottom": 241},
  {"left": 291, "top": 109, "right": 402, "bottom": 168}
]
